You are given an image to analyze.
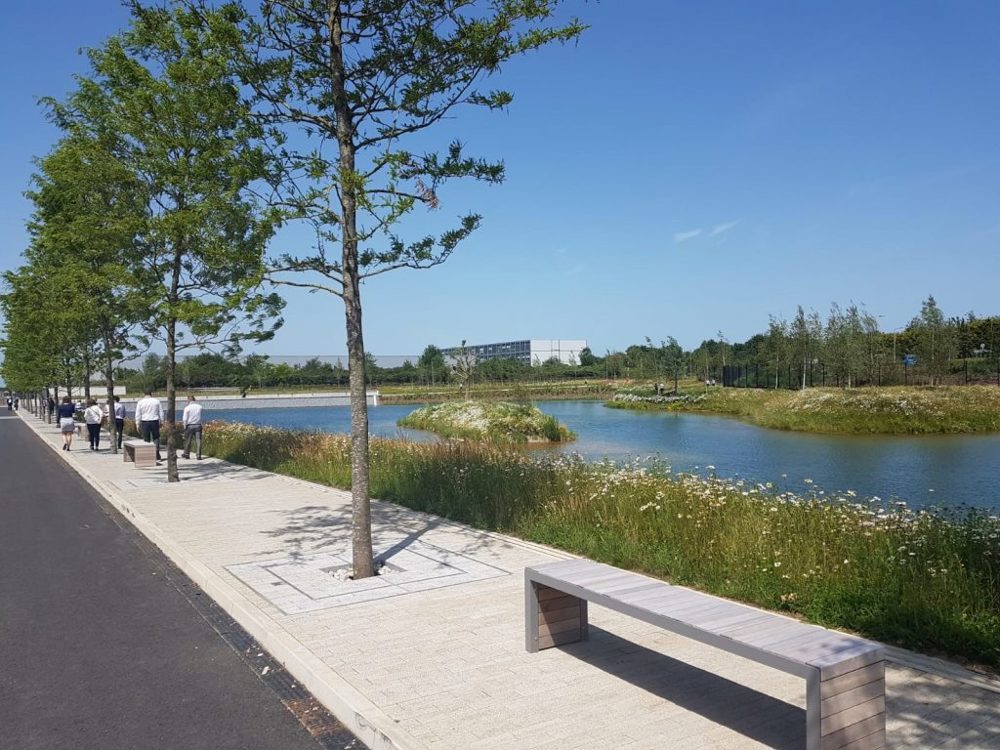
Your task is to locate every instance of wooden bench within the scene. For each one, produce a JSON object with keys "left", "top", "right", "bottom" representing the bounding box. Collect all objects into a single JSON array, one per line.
[
  {"left": 123, "top": 439, "right": 157, "bottom": 468},
  {"left": 525, "top": 560, "right": 886, "bottom": 750}
]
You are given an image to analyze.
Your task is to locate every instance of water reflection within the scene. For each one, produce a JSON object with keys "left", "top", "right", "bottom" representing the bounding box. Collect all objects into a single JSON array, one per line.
[{"left": 208, "top": 400, "right": 1000, "bottom": 510}]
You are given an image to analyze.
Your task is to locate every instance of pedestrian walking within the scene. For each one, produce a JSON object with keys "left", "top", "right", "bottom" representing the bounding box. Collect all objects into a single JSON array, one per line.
[
  {"left": 135, "top": 390, "right": 164, "bottom": 461},
  {"left": 181, "top": 395, "right": 203, "bottom": 460},
  {"left": 84, "top": 399, "right": 104, "bottom": 451},
  {"left": 5, "top": 395, "right": 11, "bottom": 411},
  {"left": 57, "top": 396, "right": 76, "bottom": 451},
  {"left": 47, "top": 396, "right": 56, "bottom": 421},
  {"left": 113, "top": 396, "right": 127, "bottom": 450}
]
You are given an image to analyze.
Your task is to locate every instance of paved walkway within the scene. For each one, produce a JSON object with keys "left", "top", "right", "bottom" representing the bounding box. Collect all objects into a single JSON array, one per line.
[
  {"left": 15, "top": 411, "right": 1000, "bottom": 749},
  {"left": 0, "top": 414, "right": 357, "bottom": 750}
]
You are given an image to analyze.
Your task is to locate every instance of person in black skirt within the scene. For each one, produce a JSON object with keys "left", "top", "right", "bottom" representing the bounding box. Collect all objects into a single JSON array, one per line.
[{"left": 57, "top": 397, "right": 77, "bottom": 451}]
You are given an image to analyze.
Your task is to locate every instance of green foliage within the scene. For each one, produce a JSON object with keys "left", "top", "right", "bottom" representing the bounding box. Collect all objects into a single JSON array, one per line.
[
  {"left": 398, "top": 400, "right": 574, "bottom": 442},
  {"left": 50, "top": 2, "right": 284, "bottom": 363},
  {"left": 212, "top": 0, "right": 587, "bottom": 292},
  {"left": 909, "top": 295, "right": 955, "bottom": 386},
  {"left": 608, "top": 385, "right": 1000, "bottom": 434},
  {"left": 202, "top": 423, "right": 1000, "bottom": 666}
]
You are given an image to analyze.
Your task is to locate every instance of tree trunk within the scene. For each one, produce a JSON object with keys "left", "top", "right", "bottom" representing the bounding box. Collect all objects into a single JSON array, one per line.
[
  {"left": 330, "top": 0, "right": 374, "bottom": 579},
  {"left": 165, "top": 317, "right": 178, "bottom": 482},
  {"left": 344, "top": 279, "right": 373, "bottom": 579},
  {"left": 104, "top": 344, "right": 117, "bottom": 454},
  {"left": 165, "top": 243, "right": 183, "bottom": 483},
  {"left": 84, "top": 352, "right": 92, "bottom": 400}
]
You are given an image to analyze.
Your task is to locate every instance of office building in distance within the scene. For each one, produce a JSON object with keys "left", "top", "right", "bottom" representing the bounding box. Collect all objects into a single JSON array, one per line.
[{"left": 444, "top": 339, "right": 588, "bottom": 366}]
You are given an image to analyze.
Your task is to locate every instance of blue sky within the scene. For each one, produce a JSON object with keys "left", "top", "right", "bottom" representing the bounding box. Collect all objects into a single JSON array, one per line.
[{"left": 2, "top": 1, "right": 999, "bottom": 357}]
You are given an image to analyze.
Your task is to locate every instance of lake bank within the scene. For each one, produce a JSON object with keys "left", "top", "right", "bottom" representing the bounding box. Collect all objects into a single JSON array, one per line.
[
  {"left": 199, "top": 421, "right": 1000, "bottom": 668},
  {"left": 608, "top": 385, "right": 1000, "bottom": 435},
  {"left": 200, "top": 400, "right": 1000, "bottom": 510},
  {"left": 380, "top": 380, "right": 614, "bottom": 404}
]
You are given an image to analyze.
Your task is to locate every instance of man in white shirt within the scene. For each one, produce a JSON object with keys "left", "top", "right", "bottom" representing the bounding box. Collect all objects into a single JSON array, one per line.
[
  {"left": 134, "top": 390, "right": 164, "bottom": 461},
  {"left": 113, "top": 396, "right": 127, "bottom": 450},
  {"left": 181, "top": 395, "right": 204, "bottom": 460}
]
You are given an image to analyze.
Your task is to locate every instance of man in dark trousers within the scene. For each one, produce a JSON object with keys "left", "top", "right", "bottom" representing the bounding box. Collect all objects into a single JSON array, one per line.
[
  {"left": 113, "top": 396, "right": 127, "bottom": 450},
  {"left": 134, "top": 390, "right": 164, "bottom": 461}
]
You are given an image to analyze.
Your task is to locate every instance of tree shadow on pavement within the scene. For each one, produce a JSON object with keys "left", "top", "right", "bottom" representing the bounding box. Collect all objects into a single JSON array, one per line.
[{"left": 261, "top": 502, "right": 515, "bottom": 566}]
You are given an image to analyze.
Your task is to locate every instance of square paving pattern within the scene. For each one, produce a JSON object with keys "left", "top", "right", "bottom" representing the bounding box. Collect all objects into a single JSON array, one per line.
[{"left": 227, "top": 538, "right": 509, "bottom": 613}]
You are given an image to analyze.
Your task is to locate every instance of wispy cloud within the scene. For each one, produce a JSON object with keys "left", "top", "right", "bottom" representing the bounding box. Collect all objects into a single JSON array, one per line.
[
  {"left": 708, "top": 220, "right": 741, "bottom": 237},
  {"left": 673, "top": 229, "right": 702, "bottom": 243}
]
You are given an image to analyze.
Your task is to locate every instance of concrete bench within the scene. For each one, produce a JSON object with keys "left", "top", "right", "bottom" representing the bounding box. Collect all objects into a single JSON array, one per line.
[
  {"left": 525, "top": 560, "right": 886, "bottom": 750},
  {"left": 123, "top": 439, "right": 156, "bottom": 468}
]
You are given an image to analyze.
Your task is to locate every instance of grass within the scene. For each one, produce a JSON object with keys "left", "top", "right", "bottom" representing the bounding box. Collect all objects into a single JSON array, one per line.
[
  {"left": 398, "top": 400, "right": 575, "bottom": 443},
  {"left": 144, "top": 379, "right": 615, "bottom": 403},
  {"left": 380, "top": 380, "right": 615, "bottom": 404},
  {"left": 608, "top": 384, "right": 1000, "bottom": 434},
  {"left": 202, "top": 422, "right": 1000, "bottom": 668}
]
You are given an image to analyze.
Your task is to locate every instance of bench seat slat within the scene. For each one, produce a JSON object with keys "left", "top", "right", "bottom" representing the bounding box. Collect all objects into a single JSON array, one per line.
[
  {"left": 742, "top": 622, "right": 825, "bottom": 650},
  {"left": 586, "top": 576, "right": 667, "bottom": 596},
  {"left": 754, "top": 629, "right": 840, "bottom": 659},
  {"left": 692, "top": 608, "right": 778, "bottom": 633}
]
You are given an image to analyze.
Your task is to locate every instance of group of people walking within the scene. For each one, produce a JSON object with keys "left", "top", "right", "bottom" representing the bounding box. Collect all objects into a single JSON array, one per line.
[{"left": 54, "top": 392, "right": 203, "bottom": 460}]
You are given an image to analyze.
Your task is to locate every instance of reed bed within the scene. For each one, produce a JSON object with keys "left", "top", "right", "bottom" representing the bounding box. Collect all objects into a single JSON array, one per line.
[{"left": 204, "top": 422, "right": 1000, "bottom": 666}]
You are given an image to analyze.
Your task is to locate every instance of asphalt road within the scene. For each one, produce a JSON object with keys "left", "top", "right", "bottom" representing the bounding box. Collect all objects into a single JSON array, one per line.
[{"left": 0, "top": 414, "right": 360, "bottom": 750}]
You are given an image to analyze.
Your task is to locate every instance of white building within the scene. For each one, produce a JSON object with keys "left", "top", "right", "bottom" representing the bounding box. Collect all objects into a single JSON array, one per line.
[{"left": 444, "top": 339, "right": 588, "bottom": 366}]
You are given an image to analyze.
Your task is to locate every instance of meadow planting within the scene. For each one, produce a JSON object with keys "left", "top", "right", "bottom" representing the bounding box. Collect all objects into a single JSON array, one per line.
[
  {"left": 608, "top": 385, "right": 1000, "bottom": 434},
  {"left": 398, "top": 400, "right": 574, "bottom": 443},
  {"left": 202, "top": 422, "right": 1000, "bottom": 667}
]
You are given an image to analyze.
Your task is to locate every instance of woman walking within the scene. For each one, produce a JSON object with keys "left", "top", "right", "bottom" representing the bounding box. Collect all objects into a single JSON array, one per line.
[
  {"left": 57, "top": 396, "right": 76, "bottom": 451},
  {"left": 84, "top": 399, "right": 104, "bottom": 451}
]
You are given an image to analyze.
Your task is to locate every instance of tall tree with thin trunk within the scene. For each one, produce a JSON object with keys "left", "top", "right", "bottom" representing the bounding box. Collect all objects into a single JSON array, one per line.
[
  {"left": 52, "top": 2, "right": 283, "bottom": 480},
  {"left": 24, "top": 131, "right": 147, "bottom": 453},
  {"left": 205, "top": 0, "right": 584, "bottom": 578}
]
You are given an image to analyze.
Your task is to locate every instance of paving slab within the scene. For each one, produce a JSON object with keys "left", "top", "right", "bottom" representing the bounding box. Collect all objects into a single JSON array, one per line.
[{"left": 17, "top": 412, "right": 1000, "bottom": 749}]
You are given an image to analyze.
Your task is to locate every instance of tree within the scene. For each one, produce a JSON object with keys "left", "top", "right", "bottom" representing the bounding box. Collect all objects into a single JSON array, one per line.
[
  {"left": 789, "top": 306, "right": 822, "bottom": 388},
  {"left": 859, "top": 308, "right": 885, "bottom": 385},
  {"left": 659, "top": 337, "right": 685, "bottom": 393},
  {"left": 452, "top": 340, "right": 477, "bottom": 400},
  {"left": 577, "top": 346, "right": 597, "bottom": 367},
  {"left": 418, "top": 344, "right": 446, "bottom": 385},
  {"left": 0, "top": 268, "right": 64, "bottom": 397},
  {"left": 910, "top": 295, "right": 953, "bottom": 385},
  {"left": 765, "top": 315, "right": 787, "bottom": 388},
  {"left": 55, "top": 3, "right": 284, "bottom": 480},
  {"left": 211, "top": 0, "right": 584, "bottom": 578},
  {"left": 23, "top": 129, "right": 148, "bottom": 452}
]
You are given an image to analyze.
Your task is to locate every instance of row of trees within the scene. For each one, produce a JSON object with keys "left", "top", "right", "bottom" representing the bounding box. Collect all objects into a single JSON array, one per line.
[
  {"left": 1, "top": 1, "right": 583, "bottom": 578},
  {"left": 116, "top": 295, "right": 998, "bottom": 393},
  {"left": 688, "top": 298, "right": 999, "bottom": 389}
]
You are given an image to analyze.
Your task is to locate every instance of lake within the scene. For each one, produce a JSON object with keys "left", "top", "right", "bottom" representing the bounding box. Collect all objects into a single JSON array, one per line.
[{"left": 206, "top": 399, "right": 1000, "bottom": 510}]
